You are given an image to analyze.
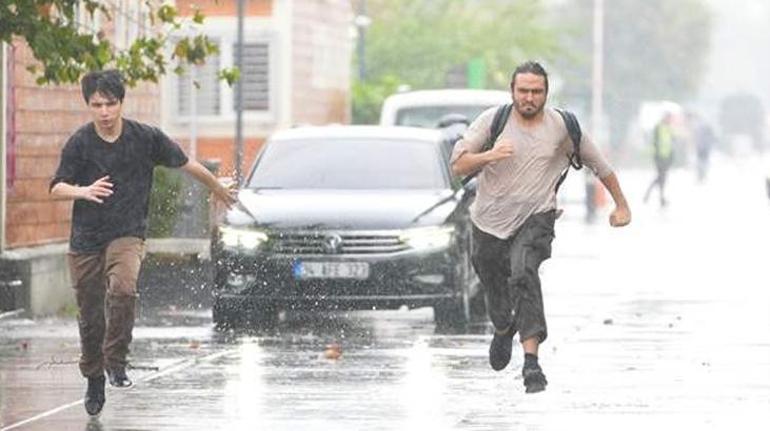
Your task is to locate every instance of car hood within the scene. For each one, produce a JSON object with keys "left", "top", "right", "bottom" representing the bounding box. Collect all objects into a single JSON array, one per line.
[{"left": 225, "top": 189, "right": 460, "bottom": 230}]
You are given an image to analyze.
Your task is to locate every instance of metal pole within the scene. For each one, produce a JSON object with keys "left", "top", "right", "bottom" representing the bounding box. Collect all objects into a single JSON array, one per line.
[
  {"left": 189, "top": 65, "right": 197, "bottom": 161},
  {"left": 587, "top": 0, "right": 605, "bottom": 220},
  {"left": 357, "top": 0, "right": 367, "bottom": 81},
  {"left": 591, "top": 0, "right": 604, "bottom": 140},
  {"left": 0, "top": 43, "right": 6, "bottom": 252},
  {"left": 235, "top": 0, "right": 245, "bottom": 184}
]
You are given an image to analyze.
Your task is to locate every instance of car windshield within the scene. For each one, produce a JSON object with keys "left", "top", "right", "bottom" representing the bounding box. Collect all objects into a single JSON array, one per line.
[
  {"left": 395, "top": 105, "right": 493, "bottom": 128},
  {"left": 247, "top": 138, "right": 448, "bottom": 190}
]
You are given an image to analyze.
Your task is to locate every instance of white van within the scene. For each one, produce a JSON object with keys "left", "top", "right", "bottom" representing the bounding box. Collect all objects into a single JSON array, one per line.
[{"left": 379, "top": 89, "right": 510, "bottom": 128}]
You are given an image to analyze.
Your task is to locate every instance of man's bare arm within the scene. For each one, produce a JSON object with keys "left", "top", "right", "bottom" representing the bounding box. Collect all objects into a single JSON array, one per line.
[
  {"left": 599, "top": 172, "right": 631, "bottom": 227},
  {"left": 451, "top": 140, "right": 513, "bottom": 177},
  {"left": 179, "top": 160, "right": 237, "bottom": 208}
]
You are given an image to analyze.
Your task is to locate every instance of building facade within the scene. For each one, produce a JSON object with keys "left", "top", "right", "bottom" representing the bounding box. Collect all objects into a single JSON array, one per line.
[
  {"left": 0, "top": 0, "right": 353, "bottom": 316},
  {"left": 165, "top": 0, "right": 352, "bottom": 178}
]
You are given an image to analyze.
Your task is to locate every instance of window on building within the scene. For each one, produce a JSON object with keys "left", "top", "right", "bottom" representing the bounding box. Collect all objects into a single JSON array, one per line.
[
  {"left": 112, "top": 0, "right": 150, "bottom": 49},
  {"left": 73, "top": 1, "right": 102, "bottom": 35},
  {"left": 233, "top": 42, "right": 270, "bottom": 111},
  {"left": 166, "top": 14, "right": 276, "bottom": 123},
  {"left": 177, "top": 48, "right": 222, "bottom": 116}
]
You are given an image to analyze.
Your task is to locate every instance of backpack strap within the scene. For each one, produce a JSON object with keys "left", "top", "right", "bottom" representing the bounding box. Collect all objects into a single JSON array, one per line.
[
  {"left": 482, "top": 103, "right": 513, "bottom": 152},
  {"left": 461, "top": 105, "right": 583, "bottom": 192},
  {"left": 461, "top": 104, "right": 512, "bottom": 185},
  {"left": 554, "top": 108, "right": 583, "bottom": 193}
]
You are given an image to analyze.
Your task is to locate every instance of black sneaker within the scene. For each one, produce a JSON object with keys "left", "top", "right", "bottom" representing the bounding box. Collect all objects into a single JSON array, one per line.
[
  {"left": 522, "top": 364, "right": 547, "bottom": 393},
  {"left": 84, "top": 375, "right": 106, "bottom": 416},
  {"left": 106, "top": 367, "right": 132, "bottom": 388},
  {"left": 488, "top": 325, "right": 515, "bottom": 371}
]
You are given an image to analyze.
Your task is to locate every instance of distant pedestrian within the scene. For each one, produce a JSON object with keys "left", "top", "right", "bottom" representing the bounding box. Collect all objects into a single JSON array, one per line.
[
  {"left": 689, "top": 113, "right": 716, "bottom": 182},
  {"left": 451, "top": 61, "right": 631, "bottom": 393},
  {"left": 49, "top": 70, "right": 237, "bottom": 416},
  {"left": 643, "top": 112, "right": 676, "bottom": 206}
]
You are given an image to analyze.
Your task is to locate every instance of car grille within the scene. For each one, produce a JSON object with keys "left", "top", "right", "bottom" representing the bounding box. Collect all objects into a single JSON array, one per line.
[{"left": 270, "top": 231, "right": 408, "bottom": 255}]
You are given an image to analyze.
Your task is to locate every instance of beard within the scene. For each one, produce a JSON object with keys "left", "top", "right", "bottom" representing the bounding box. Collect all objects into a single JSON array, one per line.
[{"left": 514, "top": 100, "right": 545, "bottom": 119}]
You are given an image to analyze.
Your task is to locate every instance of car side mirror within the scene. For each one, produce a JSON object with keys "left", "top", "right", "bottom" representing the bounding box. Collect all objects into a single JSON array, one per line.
[{"left": 462, "top": 176, "right": 478, "bottom": 193}]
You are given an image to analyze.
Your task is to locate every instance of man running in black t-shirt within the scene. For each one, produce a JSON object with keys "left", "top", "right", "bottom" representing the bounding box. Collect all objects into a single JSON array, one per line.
[{"left": 50, "top": 70, "right": 237, "bottom": 416}]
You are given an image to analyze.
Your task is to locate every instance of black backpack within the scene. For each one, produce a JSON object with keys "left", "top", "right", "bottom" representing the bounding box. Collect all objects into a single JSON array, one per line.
[{"left": 463, "top": 104, "right": 584, "bottom": 192}]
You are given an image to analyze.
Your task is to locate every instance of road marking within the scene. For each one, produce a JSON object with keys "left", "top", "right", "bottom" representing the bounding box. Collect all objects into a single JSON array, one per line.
[
  {"left": 0, "top": 309, "right": 25, "bottom": 320},
  {"left": 0, "top": 348, "right": 237, "bottom": 431}
]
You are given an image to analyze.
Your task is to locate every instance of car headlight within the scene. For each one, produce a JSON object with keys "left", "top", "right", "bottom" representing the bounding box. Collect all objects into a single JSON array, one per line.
[
  {"left": 219, "top": 226, "right": 269, "bottom": 251},
  {"left": 400, "top": 226, "right": 455, "bottom": 250}
]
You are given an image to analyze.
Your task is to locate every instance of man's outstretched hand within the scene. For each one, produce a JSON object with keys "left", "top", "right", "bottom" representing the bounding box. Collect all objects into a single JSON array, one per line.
[
  {"left": 81, "top": 176, "right": 114, "bottom": 204},
  {"left": 609, "top": 205, "right": 631, "bottom": 227},
  {"left": 213, "top": 180, "right": 238, "bottom": 209}
]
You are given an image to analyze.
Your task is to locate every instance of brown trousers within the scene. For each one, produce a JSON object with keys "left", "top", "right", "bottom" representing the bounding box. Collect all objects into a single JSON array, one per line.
[{"left": 68, "top": 237, "right": 145, "bottom": 378}]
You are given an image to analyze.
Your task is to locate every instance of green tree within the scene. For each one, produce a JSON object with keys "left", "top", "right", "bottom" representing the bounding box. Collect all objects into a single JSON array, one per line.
[
  {"left": 353, "top": 0, "right": 560, "bottom": 124},
  {"left": 555, "top": 0, "right": 713, "bottom": 149},
  {"left": 0, "top": 0, "right": 238, "bottom": 86}
]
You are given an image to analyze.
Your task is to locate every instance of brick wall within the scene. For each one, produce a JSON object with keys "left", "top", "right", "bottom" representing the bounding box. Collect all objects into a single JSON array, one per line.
[
  {"left": 5, "top": 41, "right": 161, "bottom": 249},
  {"left": 176, "top": 0, "right": 272, "bottom": 16},
  {"left": 165, "top": 0, "right": 352, "bottom": 180}
]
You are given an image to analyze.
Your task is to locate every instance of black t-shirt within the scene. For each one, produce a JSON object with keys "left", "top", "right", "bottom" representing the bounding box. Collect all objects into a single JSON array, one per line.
[{"left": 50, "top": 119, "right": 189, "bottom": 253}]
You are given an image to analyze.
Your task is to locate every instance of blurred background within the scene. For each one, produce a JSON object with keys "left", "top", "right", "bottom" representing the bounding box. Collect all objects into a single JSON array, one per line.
[
  {"left": 351, "top": 0, "right": 769, "bottom": 163},
  {"left": 1, "top": 0, "right": 769, "bottom": 322},
  {"left": 1, "top": 2, "right": 769, "bottom": 429}
]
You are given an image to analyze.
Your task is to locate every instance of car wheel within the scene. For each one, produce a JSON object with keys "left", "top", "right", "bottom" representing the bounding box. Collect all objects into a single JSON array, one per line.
[
  {"left": 434, "top": 243, "right": 487, "bottom": 331},
  {"left": 466, "top": 287, "right": 487, "bottom": 323}
]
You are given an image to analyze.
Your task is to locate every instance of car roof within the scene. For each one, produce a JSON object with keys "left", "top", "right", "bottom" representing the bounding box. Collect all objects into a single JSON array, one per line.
[
  {"left": 379, "top": 89, "right": 510, "bottom": 126},
  {"left": 268, "top": 125, "right": 444, "bottom": 143},
  {"left": 382, "top": 89, "right": 510, "bottom": 108}
]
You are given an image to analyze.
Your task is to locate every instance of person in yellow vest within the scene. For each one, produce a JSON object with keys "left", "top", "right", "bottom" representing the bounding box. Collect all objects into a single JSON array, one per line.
[{"left": 643, "top": 112, "right": 676, "bottom": 206}]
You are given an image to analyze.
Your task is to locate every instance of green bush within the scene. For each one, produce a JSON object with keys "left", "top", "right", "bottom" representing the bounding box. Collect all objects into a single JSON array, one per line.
[
  {"left": 147, "top": 166, "right": 183, "bottom": 238},
  {"left": 352, "top": 75, "right": 402, "bottom": 125}
]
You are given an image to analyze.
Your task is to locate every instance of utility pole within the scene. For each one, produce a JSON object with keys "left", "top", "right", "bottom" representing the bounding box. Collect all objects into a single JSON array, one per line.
[
  {"left": 355, "top": 0, "right": 370, "bottom": 81},
  {"left": 234, "top": 0, "right": 245, "bottom": 184},
  {"left": 586, "top": 0, "right": 606, "bottom": 221},
  {"left": 189, "top": 66, "right": 197, "bottom": 161},
  {"left": 591, "top": 0, "right": 604, "bottom": 140},
  {"left": 0, "top": 43, "right": 6, "bottom": 251}
]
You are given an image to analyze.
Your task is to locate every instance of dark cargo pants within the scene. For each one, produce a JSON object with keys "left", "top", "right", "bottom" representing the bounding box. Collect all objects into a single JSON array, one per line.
[
  {"left": 68, "top": 237, "right": 145, "bottom": 378},
  {"left": 471, "top": 210, "right": 556, "bottom": 343}
]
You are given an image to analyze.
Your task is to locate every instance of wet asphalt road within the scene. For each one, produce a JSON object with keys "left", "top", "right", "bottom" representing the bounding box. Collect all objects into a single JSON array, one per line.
[{"left": 1, "top": 158, "right": 769, "bottom": 430}]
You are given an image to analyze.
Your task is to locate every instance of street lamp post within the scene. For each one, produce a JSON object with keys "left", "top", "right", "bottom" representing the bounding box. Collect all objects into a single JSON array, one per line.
[
  {"left": 234, "top": 0, "right": 245, "bottom": 184},
  {"left": 586, "top": 0, "right": 606, "bottom": 221},
  {"left": 354, "top": 0, "right": 371, "bottom": 81},
  {"left": 592, "top": 0, "right": 604, "bottom": 140}
]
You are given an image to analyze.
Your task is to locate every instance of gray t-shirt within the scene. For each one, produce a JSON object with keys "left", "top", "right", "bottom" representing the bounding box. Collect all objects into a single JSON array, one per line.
[{"left": 451, "top": 106, "right": 613, "bottom": 239}]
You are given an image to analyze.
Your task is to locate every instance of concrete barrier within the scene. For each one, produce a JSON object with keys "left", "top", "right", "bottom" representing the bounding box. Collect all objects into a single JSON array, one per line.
[{"left": 0, "top": 238, "right": 212, "bottom": 317}]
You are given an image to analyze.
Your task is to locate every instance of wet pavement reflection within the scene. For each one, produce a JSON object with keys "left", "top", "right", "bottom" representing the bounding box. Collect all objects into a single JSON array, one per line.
[{"left": 2, "top": 161, "right": 770, "bottom": 430}]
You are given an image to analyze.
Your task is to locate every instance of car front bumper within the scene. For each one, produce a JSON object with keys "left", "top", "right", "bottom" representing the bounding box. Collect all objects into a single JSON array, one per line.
[{"left": 212, "top": 246, "right": 462, "bottom": 310}]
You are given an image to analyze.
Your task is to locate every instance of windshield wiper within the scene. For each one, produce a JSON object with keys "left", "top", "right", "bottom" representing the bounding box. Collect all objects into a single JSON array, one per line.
[
  {"left": 411, "top": 191, "right": 457, "bottom": 223},
  {"left": 234, "top": 198, "right": 259, "bottom": 223}
]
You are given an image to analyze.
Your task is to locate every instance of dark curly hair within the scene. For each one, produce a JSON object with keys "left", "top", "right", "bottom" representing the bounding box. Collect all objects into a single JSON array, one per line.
[
  {"left": 81, "top": 69, "right": 125, "bottom": 104},
  {"left": 511, "top": 61, "right": 549, "bottom": 93}
]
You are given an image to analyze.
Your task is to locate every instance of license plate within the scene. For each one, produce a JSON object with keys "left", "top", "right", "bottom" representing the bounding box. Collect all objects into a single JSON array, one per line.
[{"left": 293, "top": 261, "right": 370, "bottom": 280}]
